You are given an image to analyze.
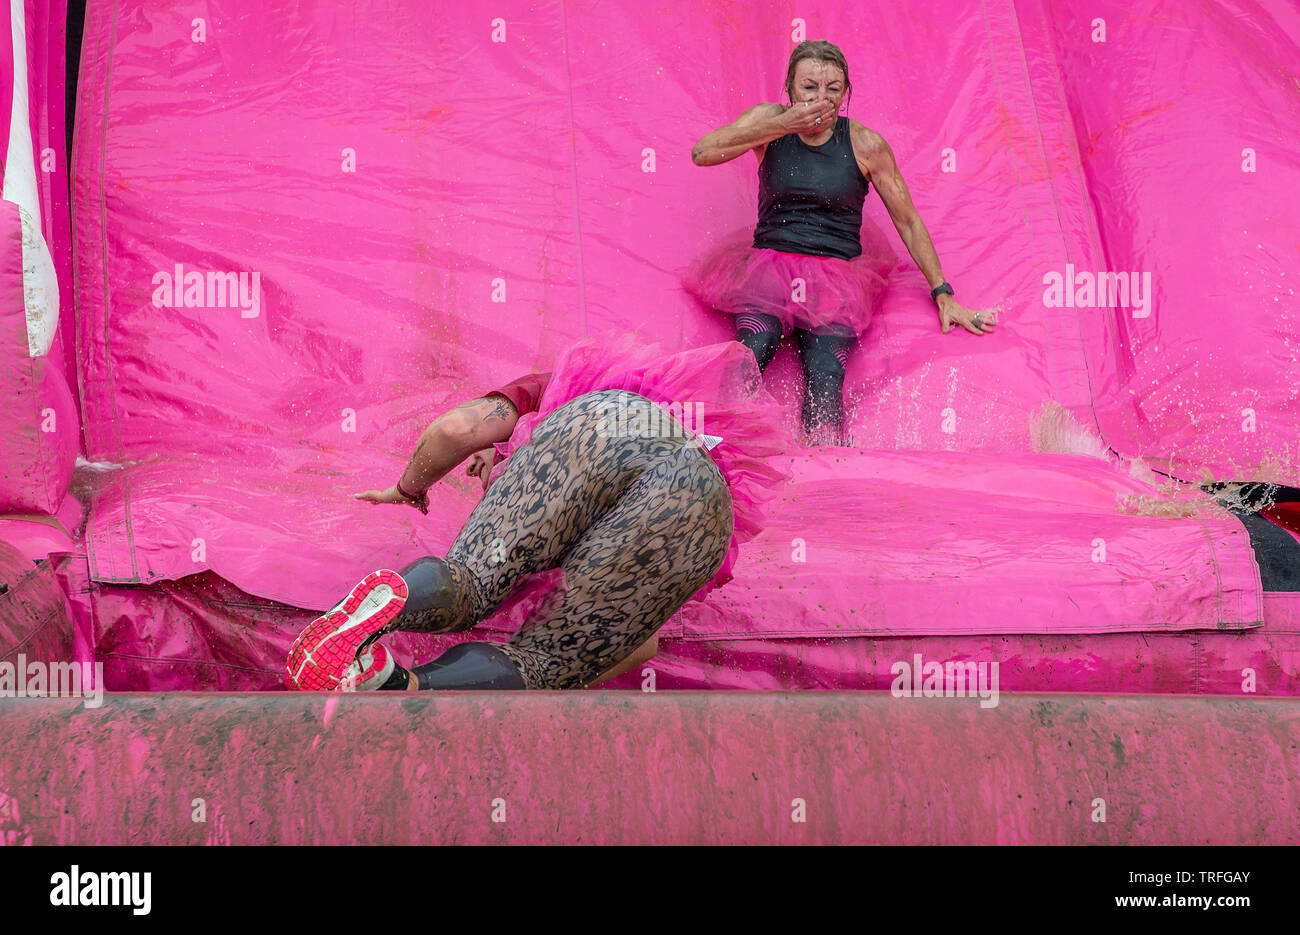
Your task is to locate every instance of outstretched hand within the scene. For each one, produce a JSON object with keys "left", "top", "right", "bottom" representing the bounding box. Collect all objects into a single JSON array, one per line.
[
  {"left": 354, "top": 484, "right": 429, "bottom": 516},
  {"left": 938, "top": 297, "right": 998, "bottom": 335}
]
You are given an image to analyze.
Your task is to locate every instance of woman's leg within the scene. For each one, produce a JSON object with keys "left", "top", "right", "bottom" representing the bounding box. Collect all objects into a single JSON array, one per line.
[
  {"left": 387, "top": 390, "right": 730, "bottom": 689},
  {"left": 589, "top": 634, "right": 659, "bottom": 686},
  {"left": 795, "top": 324, "right": 856, "bottom": 443},
  {"left": 735, "top": 308, "right": 783, "bottom": 373},
  {"left": 493, "top": 439, "right": 730, "bottom": 689}
]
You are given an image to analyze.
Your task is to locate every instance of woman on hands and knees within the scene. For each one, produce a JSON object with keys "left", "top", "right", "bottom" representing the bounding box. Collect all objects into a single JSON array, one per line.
[{"left": 286, "top": 338, "right": 788, "bottom": 692}]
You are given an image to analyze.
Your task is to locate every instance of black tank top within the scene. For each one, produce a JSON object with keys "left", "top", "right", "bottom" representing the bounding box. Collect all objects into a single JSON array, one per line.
[{"left": 752, "top": 115, "right": 869, "bottom": 260}]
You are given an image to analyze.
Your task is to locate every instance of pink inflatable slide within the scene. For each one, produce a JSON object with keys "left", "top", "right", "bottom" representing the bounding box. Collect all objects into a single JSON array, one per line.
[{"left": 1, "top": 0, "right": 1298, "bottom": 699}]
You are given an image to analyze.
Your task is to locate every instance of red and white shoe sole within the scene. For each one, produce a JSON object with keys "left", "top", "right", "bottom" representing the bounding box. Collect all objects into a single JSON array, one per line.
[
  {"left": 339, "top": 642, "right": 397, "bottom": 693},
  {"left": 286, "top": 569, "right": 408, "bottom": 691}
]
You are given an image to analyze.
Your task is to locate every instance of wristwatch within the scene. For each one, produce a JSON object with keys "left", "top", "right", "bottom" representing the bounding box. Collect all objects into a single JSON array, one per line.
[{"left": 930, "top": 282, "right": 954, "bottom": 302}]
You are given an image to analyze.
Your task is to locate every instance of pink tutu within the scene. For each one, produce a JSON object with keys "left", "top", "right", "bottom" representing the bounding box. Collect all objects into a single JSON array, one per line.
[
  {"left": 485, "top": 332, "right": 793, "bottom": 604},
  {"left": 683, "top": 220, "right": 896, "bottom": 337}
]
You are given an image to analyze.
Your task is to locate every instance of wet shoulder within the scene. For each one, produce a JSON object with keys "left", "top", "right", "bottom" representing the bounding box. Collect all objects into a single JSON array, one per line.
[{"left": 848, "top": 120, "right": 888, "bottom": 157}]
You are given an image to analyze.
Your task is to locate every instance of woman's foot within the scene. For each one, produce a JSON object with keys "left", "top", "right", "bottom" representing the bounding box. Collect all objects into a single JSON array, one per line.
[{"left": 286, "top": 569, "right": 409, "bottom": 691}]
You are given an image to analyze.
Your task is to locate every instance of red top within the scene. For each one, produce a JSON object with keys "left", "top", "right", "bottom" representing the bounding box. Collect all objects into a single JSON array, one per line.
[{"left": 486, "top": 371, "right": 552, "bottom": 416}]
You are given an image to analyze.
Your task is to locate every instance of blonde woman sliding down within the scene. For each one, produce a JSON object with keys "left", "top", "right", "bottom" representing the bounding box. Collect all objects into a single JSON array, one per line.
[{"left": 687, "top": 39, "right": 997, "bottom": 445}]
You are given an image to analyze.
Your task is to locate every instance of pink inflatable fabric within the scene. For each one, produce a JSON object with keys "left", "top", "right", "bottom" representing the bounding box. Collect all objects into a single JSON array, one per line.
[{"left": 20, "top": 0, "right": 1298, "bottom": 690}]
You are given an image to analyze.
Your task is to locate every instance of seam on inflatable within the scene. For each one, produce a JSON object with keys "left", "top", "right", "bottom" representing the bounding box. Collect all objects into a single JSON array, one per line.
[
  {"left": 81, "top": 0, "right": 108, "bottom": 579},
  {"left": 558, "top": 0, "right": 587, "bottom": 336},
  {"left": 71, "top": 0, "right": 97, "bottom": 575},
  {"left": 1039, "top": 4, "right": 1157, "bottom": 475},
  {"left": 69, "top": 6, "right": 93, "bottom": 473},
  {"left": 1195, "top": 510, "right": 1227, "bottom": 628},
  {"left": 94, "top": 0, "right": 141, "bottom": 584},
  {"left": 1190, "top": 636, "right": 1202, "bottom": 694},
  {"left": 1004, "top": 0, "right": 1120, "bottom": 467},
  {"left": 83, "top": 0, "right": 112, "bottom": 580}
]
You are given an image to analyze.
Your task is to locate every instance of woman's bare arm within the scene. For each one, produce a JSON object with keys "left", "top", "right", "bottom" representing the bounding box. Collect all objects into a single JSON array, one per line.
[
  {"left": 356, "top": 395, "right": 521, "bottom": 512},
  {"left": 397, "top": 395, "right": 520, "bottom": 494},
  {"left": 851, "top": 122, "right": 997, "bottom": 336},
  {"left": 692, "top": 102, "right": 830, "bottom": 167}
]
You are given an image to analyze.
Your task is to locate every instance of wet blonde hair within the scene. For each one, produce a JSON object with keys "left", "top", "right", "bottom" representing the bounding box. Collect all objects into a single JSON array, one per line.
[{"left": 784, "top": 40, "right": 852, "bottom": 107}]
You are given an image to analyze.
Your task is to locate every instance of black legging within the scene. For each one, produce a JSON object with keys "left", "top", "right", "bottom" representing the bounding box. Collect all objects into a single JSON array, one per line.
[
  {"left": 376, "top": 389, "right": 733, "bottom": 690},
  {"left": 735, "top": 310, "right": 854, "bottom": 434}
]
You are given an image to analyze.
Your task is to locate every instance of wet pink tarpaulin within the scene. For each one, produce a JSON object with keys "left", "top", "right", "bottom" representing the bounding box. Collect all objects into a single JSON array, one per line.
[{"left": 3, "top": 0, "right": 1298, "bottom": 689}]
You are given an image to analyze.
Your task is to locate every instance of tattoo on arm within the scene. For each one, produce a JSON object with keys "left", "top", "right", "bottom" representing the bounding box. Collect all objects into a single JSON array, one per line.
[
  {"left": 484, "top": 398, "right": 514, "bottom": 423},
  {"left": 451, "top": 396, "right": 517, "bottom": 423},
  {"left": 405, "top": 393, "right": 515, "bottom": 485}
]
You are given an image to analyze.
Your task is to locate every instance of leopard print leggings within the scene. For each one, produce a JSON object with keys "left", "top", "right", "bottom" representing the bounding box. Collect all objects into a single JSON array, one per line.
[{"left": 386, "top": 389, "right": 733, "bottom": 689}]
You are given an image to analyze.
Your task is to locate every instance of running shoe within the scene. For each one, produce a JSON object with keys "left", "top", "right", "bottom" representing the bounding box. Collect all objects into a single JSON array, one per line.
[
  {"left": 338, "top": 641, "right": 398, "bottom": 692},
  {"left": 286, "top": 569, "right": 408, "bottom": 691}
]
